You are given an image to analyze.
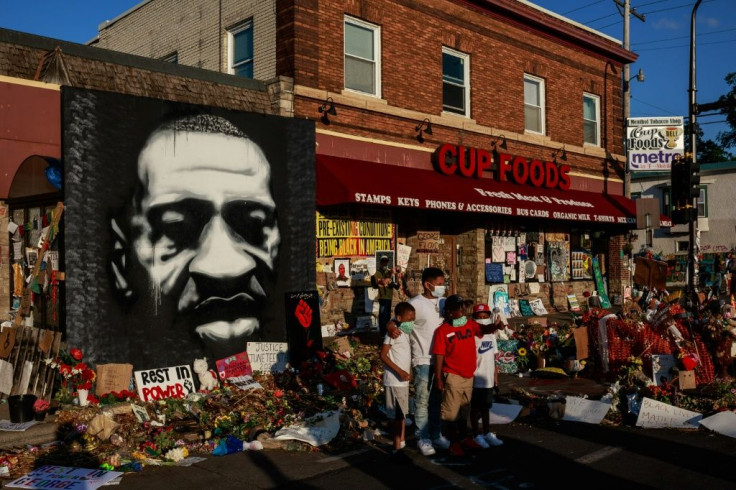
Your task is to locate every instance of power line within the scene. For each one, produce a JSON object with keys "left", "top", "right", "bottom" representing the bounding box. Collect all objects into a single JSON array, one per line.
[
  {"left": 562, "top": 0, "right": 607, "bottom": 15},
  {"left": 637, "top": 37, "right": 736, "bottom": 51},
  {"left": 639, "top": 0, "right": 715, "bottom": 16},
  {"left": 631, "top": 96, "right": 680, "bottom": 116},
  {"left": 635, "top": 26, "right": 736, "bottom": 46}
]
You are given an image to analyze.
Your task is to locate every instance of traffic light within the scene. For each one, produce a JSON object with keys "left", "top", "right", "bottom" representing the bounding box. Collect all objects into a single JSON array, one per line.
[{"left": 670, "top": 153, "right": 697, "bottom": 225}]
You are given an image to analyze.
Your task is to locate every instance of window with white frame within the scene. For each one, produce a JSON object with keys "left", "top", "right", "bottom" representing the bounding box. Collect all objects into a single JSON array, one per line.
[
  {"left": 228, "top": 20, "right": 253, "bottom": 78},
  {"left": 442, "top": 47, "right": 470, "bottom": 116},
  {"left": 583, "top": 93, "right": 600, "bottom": 146},
  {"left": 662, "top": 188, "right": 671, "bottom": 215},
  {"left": 344, "top": 16, "right": 381, "bottom": 96},
  {"left": 524, "top": 74, "right": 545, "bottom": 134},
  {"left": 697, "top": 187, "right": 707, "bottom": 217}
]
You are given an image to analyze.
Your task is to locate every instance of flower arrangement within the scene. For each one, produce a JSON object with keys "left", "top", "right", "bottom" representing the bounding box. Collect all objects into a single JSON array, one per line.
[
  {"left": 44, "top": 347, "right": 97, "bottom": 403},
  {"left": 33, "top": 399, "right": 50, "bottom": 414}
]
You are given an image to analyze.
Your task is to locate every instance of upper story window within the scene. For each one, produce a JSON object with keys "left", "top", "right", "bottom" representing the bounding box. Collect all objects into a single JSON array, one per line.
[
  {"left": 161, "top": 52, "right": 178, "bottom": 64},
  {"left": 228, "top": 20, "right": 254, "bottom": 78},
  {"left": 583, "top": 93, "right": 600, "bottom": 146},
  {"left": 442, "top": 47, "right": 470, "bottom": 117},
  {"left": 344, "top": 16, "right": 381, "bottom": 97},
  {"left": 661, "top": 188, "right": 671, "bottom": 215},
  {"left": 524, "top": 74, "right": 545, "bottom": 134},
  {"left": 697, "top": 187, "right": 707, "bottom": 217}
]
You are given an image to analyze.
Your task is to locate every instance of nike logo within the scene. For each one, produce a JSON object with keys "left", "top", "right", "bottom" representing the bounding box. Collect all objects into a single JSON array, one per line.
[{"left": 478, "top": 341, "right": 494, "bottom": 354}]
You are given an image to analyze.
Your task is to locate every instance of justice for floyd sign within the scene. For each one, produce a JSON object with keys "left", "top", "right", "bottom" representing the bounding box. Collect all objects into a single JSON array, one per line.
[{"left": 626, "top": 116, "right": 684, "bottom": 172}]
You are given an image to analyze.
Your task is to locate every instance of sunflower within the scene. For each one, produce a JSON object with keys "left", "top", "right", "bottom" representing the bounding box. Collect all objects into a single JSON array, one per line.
[{"left": 518, "top": 347, "right": 528, "bottom": 357}]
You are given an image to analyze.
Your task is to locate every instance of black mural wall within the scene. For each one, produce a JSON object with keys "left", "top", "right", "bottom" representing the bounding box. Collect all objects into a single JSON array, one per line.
[{"left": 62, "top": 88, "right": 315, "bottom": 370}]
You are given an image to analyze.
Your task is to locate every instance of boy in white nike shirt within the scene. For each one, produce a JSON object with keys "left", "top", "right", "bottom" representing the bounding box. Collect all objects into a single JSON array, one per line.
[{"left": 469, "top": 304, "right": 504, "bottom": 448}]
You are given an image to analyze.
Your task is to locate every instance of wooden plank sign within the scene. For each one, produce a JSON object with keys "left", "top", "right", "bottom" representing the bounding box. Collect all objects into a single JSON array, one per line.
[{"left": 134, "top": 365, "right": 195, "bottom": 402}]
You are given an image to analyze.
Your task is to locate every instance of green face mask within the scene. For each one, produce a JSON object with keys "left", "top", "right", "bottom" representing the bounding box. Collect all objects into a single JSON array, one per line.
[
  {"left": 452, "top": 316, "right": 468, "bottom": 327},
  {"left": 399, "top": 321, "right": 414, "bottom": 335}
]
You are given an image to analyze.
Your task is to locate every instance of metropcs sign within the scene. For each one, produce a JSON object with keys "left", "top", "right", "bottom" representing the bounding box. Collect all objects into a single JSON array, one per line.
[{"left": 434, "top": 143, "right": 572, "bottom": 191}]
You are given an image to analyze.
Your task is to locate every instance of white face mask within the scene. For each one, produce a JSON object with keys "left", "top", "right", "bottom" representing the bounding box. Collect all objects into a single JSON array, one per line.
[
  {"left": 431, "top": 284, "right": 446, "bottom": 298},
  {"left": 476, "top": 318, "right": 492, "bottom": 325}
]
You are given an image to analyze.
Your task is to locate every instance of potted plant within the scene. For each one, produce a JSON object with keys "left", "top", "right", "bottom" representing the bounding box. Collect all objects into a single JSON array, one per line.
[{"left": 33, "top": 399, "right": 50, "bottom": 421}]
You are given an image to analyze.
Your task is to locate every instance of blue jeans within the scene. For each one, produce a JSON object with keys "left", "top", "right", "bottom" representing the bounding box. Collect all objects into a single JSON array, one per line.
[
  {"left": 412, "top": 364, "right": 441, "bottom": 440},
  {"left": 378, "top": 299, "right": 392, "bottom": 335}
]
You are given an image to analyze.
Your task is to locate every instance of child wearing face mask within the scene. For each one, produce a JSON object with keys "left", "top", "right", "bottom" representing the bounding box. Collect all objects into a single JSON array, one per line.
[
  {"left": 431, "top": 295, "right": 490, "bottom": 457},
  {"left": 380, "top": 301, "right": 416, "bottom": 463},
  {"left": 469, "top": 304, "right": 504, "bottom": 449}
]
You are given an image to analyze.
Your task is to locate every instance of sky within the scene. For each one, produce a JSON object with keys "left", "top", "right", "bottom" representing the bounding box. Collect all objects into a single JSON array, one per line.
[{"left": 0, "top": 0, "right": 734, "bottom": 144}]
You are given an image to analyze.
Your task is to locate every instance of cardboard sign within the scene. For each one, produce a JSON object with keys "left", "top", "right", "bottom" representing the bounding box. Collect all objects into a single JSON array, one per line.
[
  {"left": 0, "top": 326, "right": 17, "bottom": 357},
  {"left": 396, "top": 243, "right": 411, "bottom": 269},
  {"left": 134, "top": 365, "right": 195, "bottom": 402},
  {"left": 95, "top": 364, "right": 133, "bottom": 396},
  {"left": 678, "top": 370, "right": 696, "bottom": 390},
  {"left": 228, "top": 375, "right": 263, "bottom": 391},
  {"left": 562, "top": 396, "right": 611, "bottom": 424},
  {"left": 573, "top": 327, "right": 589, "bottom": 360},
  {"left": 6, "top": 465, "right": 122, "bottom": 490},
  {"left": 246, "top": 342, "right": 289, "bottom": 373},
  {"left": 37, "top": 330, "right": 53, "bottom": 354},
  {"left": 636, "top": 397, "right": 702, "bottom": 429},
  {"left": 216, "top": 352, "right": 252, "bottom": 380},
  {"left": 699, "top": 411, "right": 736, "bottom": 438},
  {"left": 651, "top": 354, "right": 676, "bottom": 386},
  {"left": 332, "top": 336, "right": 353, "bottom": 357},
  {"left": 416, "top": 231, "right": 441, "bottom": 254}
]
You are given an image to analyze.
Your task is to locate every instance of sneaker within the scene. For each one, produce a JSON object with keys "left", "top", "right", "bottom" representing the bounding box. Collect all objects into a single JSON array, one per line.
[
  {"left": 449, "top": 442, "right": 465, "bottom": 457},
  {"left": 417, "top": 438, "right": 436, "bottom": 456},
  {"left": 400, "top": 440, "right": 406, "bottom": 449},
  {"left": 461, "top": 437, "right": 483, "bottom": 450},
  {"left": 473, "top": 434, "right": 490, "bottom": 449},
  {"left": 432, "top": 435, "right": 451, "bottom": 450},
  {"left": 389, "top": 449, "right": 412, "bottom": 464},
  {"left": 484, "top": 432, "right": 504, "bottom": 446}
]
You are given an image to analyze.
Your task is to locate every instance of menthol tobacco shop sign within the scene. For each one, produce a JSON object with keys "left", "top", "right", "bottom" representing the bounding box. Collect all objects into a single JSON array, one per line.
[{"left": 626, "top": 116, "right": 684, "bottom": 172}]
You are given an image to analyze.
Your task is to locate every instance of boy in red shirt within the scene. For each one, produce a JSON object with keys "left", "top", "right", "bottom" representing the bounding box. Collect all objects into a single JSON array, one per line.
[{"left": 432, "top": 295, "right": 490, "bottom": 456}]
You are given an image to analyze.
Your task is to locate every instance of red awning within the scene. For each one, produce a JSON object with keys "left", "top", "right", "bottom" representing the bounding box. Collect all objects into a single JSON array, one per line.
[{"left": 317, "top": 155, "right": 637, "bottom": 226}]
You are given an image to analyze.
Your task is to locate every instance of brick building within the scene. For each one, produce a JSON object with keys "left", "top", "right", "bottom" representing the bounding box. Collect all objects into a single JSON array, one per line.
[{"left": 91, "top": 0, "right": 638, "bottom": 328}]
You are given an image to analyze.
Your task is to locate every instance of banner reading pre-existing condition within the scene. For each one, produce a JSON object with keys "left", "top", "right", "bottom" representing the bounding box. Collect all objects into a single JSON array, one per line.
[{"left": 627, "top": 116, "right": 684, "bottom": 172}]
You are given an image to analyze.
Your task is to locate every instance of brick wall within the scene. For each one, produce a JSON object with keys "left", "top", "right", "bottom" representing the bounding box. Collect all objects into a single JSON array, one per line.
[
  {"left": 0, "top": 202, "right": 8, "bottom": 321},
  {"left": 95, "top": 0, "right": 277, "bottom": 80}
]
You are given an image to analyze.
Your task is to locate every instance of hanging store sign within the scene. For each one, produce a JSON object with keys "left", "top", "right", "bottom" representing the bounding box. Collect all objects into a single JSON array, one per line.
[
  {"left": 434, "top": 144, "right": 571, "bottom": 190},
  {"left": 316, "top": 211, "right": 394, "bottom": 257},
  {"left": 627, "top": 116, "right": 684, "bottom": 172}
]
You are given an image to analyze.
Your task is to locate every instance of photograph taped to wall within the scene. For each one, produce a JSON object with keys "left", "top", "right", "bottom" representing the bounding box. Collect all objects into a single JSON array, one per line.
[
  {"left": 62, "top": 87, "right": 316, "bottom": 369},
  {"left": 334, "top": 258, "right": 351, "bottom": 287}
]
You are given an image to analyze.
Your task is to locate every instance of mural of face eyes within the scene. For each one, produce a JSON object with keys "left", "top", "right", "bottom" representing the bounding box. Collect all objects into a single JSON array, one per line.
[{"left": 129, "top": 122, "right": 280, "bottom": 350}]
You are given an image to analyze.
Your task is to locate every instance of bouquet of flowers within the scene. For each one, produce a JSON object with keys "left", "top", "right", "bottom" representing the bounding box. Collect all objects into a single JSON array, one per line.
[{"left": 44, "top": 347, "right": 96, "bottom": 403}]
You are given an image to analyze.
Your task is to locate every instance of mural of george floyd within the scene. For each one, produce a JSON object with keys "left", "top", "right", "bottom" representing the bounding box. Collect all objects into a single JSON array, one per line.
[{"left": 62, "top": 88, "right": 316, "bottom": 370}]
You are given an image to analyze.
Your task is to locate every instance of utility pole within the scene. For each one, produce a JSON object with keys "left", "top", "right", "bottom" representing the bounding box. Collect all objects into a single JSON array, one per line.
[
  {"left": 688, "top": 0, "right": 703, "bottom": 297},
  {"left": 616, "top": 0, "right": 645, "bottom": 197}
]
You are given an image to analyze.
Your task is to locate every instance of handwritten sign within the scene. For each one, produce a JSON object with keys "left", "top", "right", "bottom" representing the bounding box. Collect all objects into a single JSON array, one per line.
[
  {"left": 95, "top": 364, "right": 133, "bottom": 396},
  {"left": 134, "top": 365, "right": 195, "bottom": 402},
  {"left": 635, "top": 397, "right": 702, "bottom": 429},
  {"left": 215, "top": 352, "right": 252, "bottom": 380},
  {"left": 562, "top": 396, "right": 611, "bottom": 424},
  {"left": 0, "top": 420, "right": 37, "bottom": 432},
  {"left": 246, "top": 342, "right": 289, "bottom": 373},
  {"left": 416, "top": 231, "right": 441, "bottom": 254},
  {"left": 396, "top": 244, "right": 411, "bottom": 269},
  {"left": 6, "top": 465, "right": 122, "bottom": 489}
]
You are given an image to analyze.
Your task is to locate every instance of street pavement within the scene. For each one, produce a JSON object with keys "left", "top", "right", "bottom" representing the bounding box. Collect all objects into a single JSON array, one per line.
[{"left": 105, "top": 416, "right": 736, "bottom": 489}]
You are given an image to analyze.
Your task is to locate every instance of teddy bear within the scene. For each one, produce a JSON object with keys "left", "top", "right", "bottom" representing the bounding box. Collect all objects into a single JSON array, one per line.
[{"left": 193, "top": 358, "right": 218, "bottom": 392}]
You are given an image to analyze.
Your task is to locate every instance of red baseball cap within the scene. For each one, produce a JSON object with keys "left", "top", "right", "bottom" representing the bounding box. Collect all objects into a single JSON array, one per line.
[{"left": 473, "top": 304, "right": 491, "bottom": 314}]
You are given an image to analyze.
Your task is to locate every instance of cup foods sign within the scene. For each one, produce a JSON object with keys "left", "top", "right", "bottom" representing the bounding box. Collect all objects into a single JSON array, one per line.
[{"left": 627, "top": 116, "right": 684, "bottom": 172}]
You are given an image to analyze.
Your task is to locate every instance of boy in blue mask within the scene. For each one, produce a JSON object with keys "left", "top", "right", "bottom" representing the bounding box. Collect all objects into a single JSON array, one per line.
[
  {"left": 380, "top": 301, "right": 416, "bottom": 463},
  {"left": 432, "top": 295, "right": 490, "bottom": 457}
]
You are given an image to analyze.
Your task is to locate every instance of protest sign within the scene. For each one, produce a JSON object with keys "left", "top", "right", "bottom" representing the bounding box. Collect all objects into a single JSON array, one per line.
[
  {"left": 636, "top": 397, "right": 702, "bottom": 429},
  {"left": 6, "top": 465, "right": 122, "bottom": 489},
  {"left": 95, "top": 364, "right": 133, "bottom": 396},
  {"left": 562, "top": 396, "right": 611, "bottom": 424},
  {"left": 215, "top": 352, "right": 252, "bottom": 380},
  {"left": 247, "top": 342, "right": 289, "bottom": 373},
  {"left": 134, "top": 365, "right": 195, "bottom": 402},
  {"left": 228, "top": 375, "right": 263, "bottom": 391}
]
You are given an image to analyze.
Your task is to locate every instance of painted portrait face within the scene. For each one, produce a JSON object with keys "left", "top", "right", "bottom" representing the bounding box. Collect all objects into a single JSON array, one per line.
[
  {"left": 338, "top": 263, "right": 346, "bottom": 276},
  {"left": 128, "top": 122, "right": 280, "bottom": 351}
]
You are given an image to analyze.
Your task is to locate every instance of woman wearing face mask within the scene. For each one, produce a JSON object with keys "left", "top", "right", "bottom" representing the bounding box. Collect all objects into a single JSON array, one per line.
[{"left": 386, "top": 267, "right": 449, "bottom": 456}]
